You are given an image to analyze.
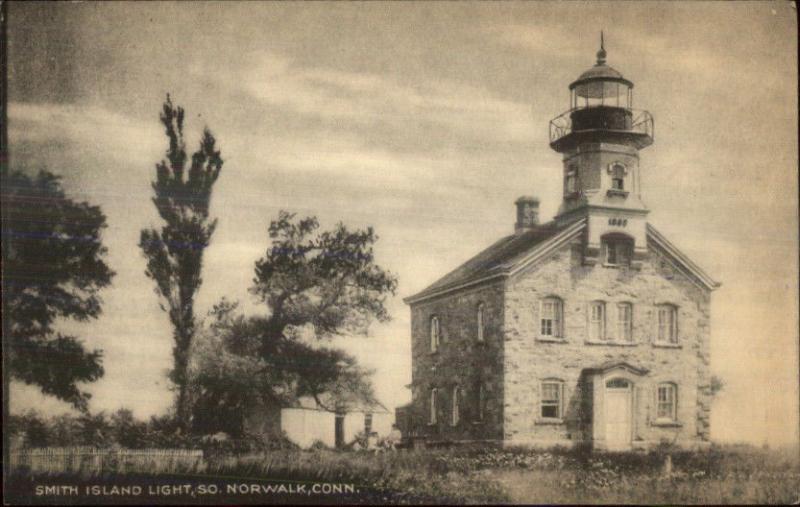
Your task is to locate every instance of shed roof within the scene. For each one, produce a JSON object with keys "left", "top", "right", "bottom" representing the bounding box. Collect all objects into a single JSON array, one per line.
[{"left": 291, "top": 395, "right": 390, "bottom": 414}]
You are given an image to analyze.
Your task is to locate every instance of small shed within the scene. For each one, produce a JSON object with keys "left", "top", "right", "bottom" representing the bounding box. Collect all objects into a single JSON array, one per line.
[{"left": 245, "top": 395, "right": 392, "bottom": 449}]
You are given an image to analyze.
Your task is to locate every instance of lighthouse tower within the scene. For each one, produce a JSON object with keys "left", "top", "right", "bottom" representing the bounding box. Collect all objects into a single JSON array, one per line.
[{"left": 549, "top": 34, "right": 654, "bottom": 269}]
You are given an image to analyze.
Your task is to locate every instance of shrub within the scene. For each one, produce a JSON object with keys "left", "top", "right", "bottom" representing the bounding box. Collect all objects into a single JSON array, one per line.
[{"left": 309, "top": 439, "right": 330, "bottom": 451}]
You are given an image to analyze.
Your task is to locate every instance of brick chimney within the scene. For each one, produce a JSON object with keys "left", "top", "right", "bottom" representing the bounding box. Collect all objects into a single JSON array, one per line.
[{"left": 515, "top": 196, "right": 540, "bottom": 234}]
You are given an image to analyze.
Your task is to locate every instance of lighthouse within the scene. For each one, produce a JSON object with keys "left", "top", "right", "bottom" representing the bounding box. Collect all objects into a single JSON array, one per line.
[
  {"left": 550, "top": 34, "right": 655, "bottom": 269},
  {"left": 403, "top": 36, "right": 718, "bottom": 451}
]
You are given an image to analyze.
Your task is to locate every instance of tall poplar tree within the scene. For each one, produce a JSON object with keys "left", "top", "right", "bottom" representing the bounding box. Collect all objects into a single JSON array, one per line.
[{"left": 139, "top": 96, "right": 223, "bottom": 429}]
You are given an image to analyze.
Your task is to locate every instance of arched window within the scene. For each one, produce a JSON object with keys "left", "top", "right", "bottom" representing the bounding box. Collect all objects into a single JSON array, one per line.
[
  {"left": 616, "top": 302, "right": 633, "bottom": 342},
  {"left": 606, "top": 378, "right": 631, "bottom": 389},
  {"left": 602, "top": 234, "right": 633, "bottom": 267},
  {"left": 540, "top": 297, "right": 563, "bottom": 338},
  {"left": 429, "top": 388, "right": 438, "bottom": 425},
  {"left": 609, "top": 162, "right": 627, "bottom": 191},
  {"left": 476, "top": 303, "right": 485, "bottom": 342},
  {"left": 476, "top": 382, "right": 485, "bottom": 421},
  {"left": 540, "top": 379, "right": 564, "bottom": 419},
  {"left": 565, "top": 165, "right": 579, "bottom": 195},
  {"left": 656, "top": 304, "right": 678, "bottom": 344},
  {"left": 656, "top": 383, "right": 678, "bottom": 421},
  {"left": 589, "top": 301, "right": 606, "bottom": 341},
  {"left": 451, "top": 386, "right": 460, "bottom": 426},
  {"left": 430, "top": 316, "right": 440, "bottom": 352}
]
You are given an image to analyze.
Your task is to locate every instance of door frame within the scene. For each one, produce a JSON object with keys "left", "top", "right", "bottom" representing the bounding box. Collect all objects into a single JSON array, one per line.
[
  {"left": 587, "top": 364, "right": 647, "bottom": 451},
  {"left": 334, "top": 413, "right": 345, "bottom": 448},
  {"left": 603, "top": 378, "right": 633, "bottom": 451}
]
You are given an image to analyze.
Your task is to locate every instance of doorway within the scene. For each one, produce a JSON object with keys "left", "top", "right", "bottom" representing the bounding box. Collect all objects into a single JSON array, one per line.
[
  {"left": 335, "top": 414, "right": 345, "bottom": 448},
  {"left": 604, "top": 378, "right": 632, "bottom": 451}
]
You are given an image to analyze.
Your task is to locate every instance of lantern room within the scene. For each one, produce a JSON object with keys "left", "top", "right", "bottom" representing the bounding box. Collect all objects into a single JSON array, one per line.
[
  {"left": 549, "top": 35, "right": 653, "bottom": 154},
  {"left": 569, "top": 45, "right": 632, "bottom": 110}
]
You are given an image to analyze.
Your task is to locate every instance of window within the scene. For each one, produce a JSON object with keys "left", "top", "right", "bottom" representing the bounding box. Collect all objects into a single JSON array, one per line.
[
  {"left": 565, "top": 166, "right": 579, "bottom": 195},
  {"left": 657, "top": 305, "right": 678, "bottom": 344},
  {"left": 606, "top": 378, "right": 630, "bottom": 389},
  {"left": 589, "top": 301, "right": 606, "bottom": 341},
  {"left": 476, "top": 303, "right": 485, "bottom": 342},
  {"left": 430, "top": 316, "right": 440, "bottom": 352},
  {"left": 617, "top": 303, "right": 633, "bottom": 342},
  {"left": 540, "top": 297, "right": 563, "bottom": 338},
  {"left": 609, "top": 162, "right": 627, "bottom": 191},
  {"left": 604, "top": 237, "right": 633, "bottom": 266},
  {"left": 656, "top": 383, "right": 677, "bottom": 421},
  {"left": 540, "top": 380, "right": 564, "bottom": 419},
  {"left": 364, "top": 413, "right": 373, "bottom": 435},
  {"left": 429, "top": 389, "right": 438, "bottom": 424},
  {"left": 476, "top": 383, "right": 485, "bottom": 421},
  {"left": 451, "top": 387, "right": 460, "bottom": 426}
]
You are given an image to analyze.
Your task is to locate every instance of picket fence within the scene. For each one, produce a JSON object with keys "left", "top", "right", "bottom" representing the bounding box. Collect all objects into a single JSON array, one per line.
[{"left": 9, "top": 447, "right": 205, "bottom": 474}]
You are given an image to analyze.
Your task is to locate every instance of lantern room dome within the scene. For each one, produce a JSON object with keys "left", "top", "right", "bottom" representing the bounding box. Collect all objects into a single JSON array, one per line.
[
  {"left": 576, "top": 63, "right": 624, "bottom": 82},
  {"left": 569, "top": 47, "right": 634, "bottom": 95},
  {"left": 567, "top": 38, "right": 634, "bottom": 102}
]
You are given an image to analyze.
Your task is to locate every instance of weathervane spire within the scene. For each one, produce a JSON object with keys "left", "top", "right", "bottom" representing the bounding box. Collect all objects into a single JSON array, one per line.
[{"left": 596, "top": 30, "right": 607, "bottom": 65}]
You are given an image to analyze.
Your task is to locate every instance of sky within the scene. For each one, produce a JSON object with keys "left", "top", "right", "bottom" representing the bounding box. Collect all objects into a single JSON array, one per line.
[{"left": 6, "top": 1, "right": 798, "bottom": 446}]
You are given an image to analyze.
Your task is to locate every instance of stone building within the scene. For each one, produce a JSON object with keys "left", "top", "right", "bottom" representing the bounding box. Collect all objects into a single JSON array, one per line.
[{"left": 401, "top": 41, "right": 720, "bottom": 451}]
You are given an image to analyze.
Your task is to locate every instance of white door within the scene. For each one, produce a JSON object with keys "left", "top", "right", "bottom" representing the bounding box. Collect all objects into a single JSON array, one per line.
[{"left": 605, "top": 387, "right": 632, "bottom": 451}]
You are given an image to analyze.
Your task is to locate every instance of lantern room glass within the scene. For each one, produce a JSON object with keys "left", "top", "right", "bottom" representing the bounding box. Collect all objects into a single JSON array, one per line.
[{"left": 571, "top": 80, "right": 632, "bottom": 109}]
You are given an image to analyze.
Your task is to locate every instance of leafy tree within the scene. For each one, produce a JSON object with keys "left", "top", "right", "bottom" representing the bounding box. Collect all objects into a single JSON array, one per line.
[
  {"left": 139, "top": 96, "right": 223, "bottom": 430},
  {"left": 3, "top": 169, "right": 114, "bottom": 410},
  {"left": 76, "top": 411, "right": 113, "bottom": 447},
  {"left": 144, "top": 413, "right": 192, "bottom": 448},
  {"left": 190, "top": 213, "right": 397, "bottom": 435},
  {"left": 49, "top": 413, "right": 82, "bottom": 446},
  {"left": 110, "top": 408, "right": 149, "bottom": 448},
  {"left": 8, "top": 411, "right": 51, "bottom": 447},
  {"left": 251, "top": 212, "right": 397, "bottom": 340}
]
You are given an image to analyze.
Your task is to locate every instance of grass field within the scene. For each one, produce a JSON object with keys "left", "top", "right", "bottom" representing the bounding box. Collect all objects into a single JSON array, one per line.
[{"left": 7, "top": 443, "right": 800, "bottom": 504}]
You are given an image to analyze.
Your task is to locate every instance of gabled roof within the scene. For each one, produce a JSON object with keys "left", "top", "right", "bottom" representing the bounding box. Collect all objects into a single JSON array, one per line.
[
  {"left": 404, "top": 218, "right": 586, "bottom": 304},
  {"left": 404, "top": 217, "right": 720, "bottom": 305},
  {"left": 647, "top": 224, "right": 721, "bottom": 291}
]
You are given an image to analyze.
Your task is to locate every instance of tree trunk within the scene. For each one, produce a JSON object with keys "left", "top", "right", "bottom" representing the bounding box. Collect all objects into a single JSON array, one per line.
[{"left": 172, "top": 328, "right": 192, "bottom": 432}]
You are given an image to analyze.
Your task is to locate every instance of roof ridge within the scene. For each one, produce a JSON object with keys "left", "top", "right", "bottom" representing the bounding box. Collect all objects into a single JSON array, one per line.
[{"left": 404, "top": 218, "right": 582, "bottom": 304}]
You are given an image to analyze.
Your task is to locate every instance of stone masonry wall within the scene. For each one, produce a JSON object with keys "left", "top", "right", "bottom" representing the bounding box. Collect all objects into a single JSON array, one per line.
[
  {"left": 409, "top": 282, "right": 505, "bottom": 442},
  {"left": 503, "top": 236, "right": 711, "bottom": 448}
]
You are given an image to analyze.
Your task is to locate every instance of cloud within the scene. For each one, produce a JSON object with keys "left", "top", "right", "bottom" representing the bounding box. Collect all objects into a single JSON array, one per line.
[{"left": 206, "top": 50, "right": 533, "bottom": 147}]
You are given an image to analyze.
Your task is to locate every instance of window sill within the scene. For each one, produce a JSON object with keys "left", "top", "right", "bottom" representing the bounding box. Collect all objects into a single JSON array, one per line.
[
  {"left": 537, "top": 337, "right": 568, "bottom": 344},
  {"left": 651, "top": 420, "right": 682, "bottom": 428},
  {"left": 607, "top": 189, "right": 629, "bottom": 198},
  {"left": 471, "top": 420, "right": 485, "bottom": 425},
  {"left": 584, "top": 340, "right": 637, "bottom": 347},
  {"left": 428, "top": 350, "right": 440, "bottom": 356},
  {"left": 535, "top": 418, "right": 565, "bottom": 425},
  {"left": 652, "top": 342, "right": 682, "bottom": 349}
]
